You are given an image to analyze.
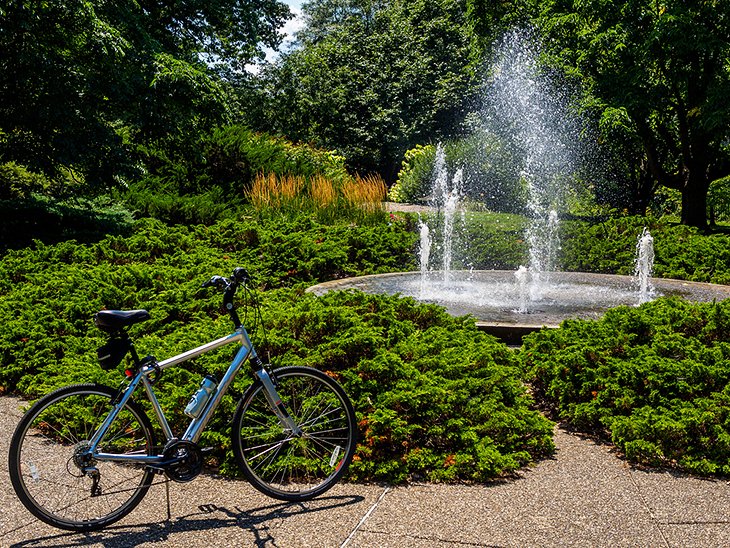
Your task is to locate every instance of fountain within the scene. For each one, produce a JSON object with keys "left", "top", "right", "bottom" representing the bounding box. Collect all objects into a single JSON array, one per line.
[
  {"left": 307, "top": 31, "right": 730, "bottom": 342},
  {"left": 635, "top": 227, "right": 655, "bottom": 304}
]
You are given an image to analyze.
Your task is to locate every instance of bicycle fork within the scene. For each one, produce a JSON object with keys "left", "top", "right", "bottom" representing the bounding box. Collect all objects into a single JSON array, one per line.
[{"left": 252, "top": 360, "right": 303, "bottom": 437}]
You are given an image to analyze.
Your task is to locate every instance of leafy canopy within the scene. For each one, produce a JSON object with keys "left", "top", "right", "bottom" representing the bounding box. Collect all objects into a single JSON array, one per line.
[
  {"left": 245, "top": 0, "right": 481, "bottom": 179},
  {"left": 533, "top": 0, "right": 730, "bottom": 227},
  {"left": 0, "top": 0, "right": 291, "bottom": 189}
]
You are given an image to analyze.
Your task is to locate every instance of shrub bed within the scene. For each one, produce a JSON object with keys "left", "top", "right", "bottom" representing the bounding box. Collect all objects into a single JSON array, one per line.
[
  {"left": 561, "top": 216, "right": 730, "bottom": 284},
  {"left": 249, "top": 290, "right": 554, "bottom": 482},
  {"left": 0, "top": 214, "right": 555, "bottom": 483},
  {"left": 522, "top": 298, "right": 730, "bottom": 476}
]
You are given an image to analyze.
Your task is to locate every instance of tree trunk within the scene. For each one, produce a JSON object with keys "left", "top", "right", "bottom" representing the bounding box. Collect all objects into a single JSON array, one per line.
[{"left": 680, "top": 170, "right": 710, "bottom": 229}]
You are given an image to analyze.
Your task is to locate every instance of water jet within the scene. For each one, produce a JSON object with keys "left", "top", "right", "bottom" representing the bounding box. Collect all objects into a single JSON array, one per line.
[{"left": 309, "top": 31, "right": 730, "bottom": 343}]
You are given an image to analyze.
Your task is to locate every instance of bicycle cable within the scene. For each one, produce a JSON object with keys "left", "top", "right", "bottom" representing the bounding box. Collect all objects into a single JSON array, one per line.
[{"left": 242, "top": 281, "right": 271, "bottom": 365}]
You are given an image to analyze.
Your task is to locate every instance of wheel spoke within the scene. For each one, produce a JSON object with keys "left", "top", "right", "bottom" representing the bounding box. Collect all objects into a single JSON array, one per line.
[
  {"left": 235, "top": 368, "right": 356, "bottom": 501},
  {"left": 9, "top": 386, "right": 155, "bottom": 531}
]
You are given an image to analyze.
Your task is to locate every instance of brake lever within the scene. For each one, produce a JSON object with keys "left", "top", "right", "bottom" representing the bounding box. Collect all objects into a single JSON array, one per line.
[{"left": 232, "top": 267, "right": 251, "bottom": 284}]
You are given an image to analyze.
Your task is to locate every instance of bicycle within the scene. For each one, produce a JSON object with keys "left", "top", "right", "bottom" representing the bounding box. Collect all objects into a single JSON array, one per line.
[{"left": 8, "top": 267, "right": 357, "bottom": 532}]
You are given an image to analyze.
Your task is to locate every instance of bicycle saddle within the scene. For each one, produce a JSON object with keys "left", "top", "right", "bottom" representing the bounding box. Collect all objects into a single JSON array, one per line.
[{"left": 94, "top": 309, "right": 151, "bottom": 332}]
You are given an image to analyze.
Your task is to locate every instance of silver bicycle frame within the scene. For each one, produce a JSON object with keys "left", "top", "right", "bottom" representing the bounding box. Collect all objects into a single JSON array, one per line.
[{"left": 89, "top": 325, "right": 294, "bottom": 465}]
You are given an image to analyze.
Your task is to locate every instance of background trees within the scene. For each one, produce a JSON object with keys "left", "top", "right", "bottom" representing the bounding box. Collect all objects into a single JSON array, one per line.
[
  {"left": 532, "top": 0, "right": 730, "bottom": 227},
  {"left": 1, "top": 0, "right": 728, "bottom": 226},
  {"left": 0, "top": 0, "right": 291, "bottom": 191},
  {"left": 244, "top": 0, "right": 481, "bottom": 180}
]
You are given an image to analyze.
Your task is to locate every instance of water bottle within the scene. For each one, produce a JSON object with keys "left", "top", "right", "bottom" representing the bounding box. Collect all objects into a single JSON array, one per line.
[{"left": 184, "top": 375, "right": 217, "bottom": 418}]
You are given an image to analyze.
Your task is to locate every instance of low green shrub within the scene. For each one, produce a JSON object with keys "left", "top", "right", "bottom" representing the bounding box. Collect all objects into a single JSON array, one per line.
[
  {"left": 522, "top": 298, "right": 730, "bottom": 476},
  {"left": 0, "top": 214, "right": 554, "bottom": 482},
  {"left": 560, "top": 216, "right": 730, "bottom": 284},
  {"left": 389, "top": 144, "right": 436, "bottom": 203},
  {"left": 0, "top": 194, "right": 135, "bottom": 250},
  {"left": 244, "top": 290, "right": 555, "bottom": 482},
  {"left": 0, "top": 214, "right": 417, "bottom": 391}
]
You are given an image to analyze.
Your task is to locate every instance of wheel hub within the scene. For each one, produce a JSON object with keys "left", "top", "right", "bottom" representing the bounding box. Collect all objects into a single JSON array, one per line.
[{"left": 68, "top": 441, "right": 95, "bottom": 475}]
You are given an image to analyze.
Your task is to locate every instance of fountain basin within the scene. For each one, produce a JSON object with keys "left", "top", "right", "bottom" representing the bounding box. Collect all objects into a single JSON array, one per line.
[{"left": 306, "top": 271, "right": 730, "bottom": 343}]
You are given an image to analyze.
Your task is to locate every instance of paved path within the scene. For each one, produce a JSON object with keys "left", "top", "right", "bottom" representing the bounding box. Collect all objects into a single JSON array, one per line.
[{"left": 2, "top": 395, "right": 729, "bottom": 547}]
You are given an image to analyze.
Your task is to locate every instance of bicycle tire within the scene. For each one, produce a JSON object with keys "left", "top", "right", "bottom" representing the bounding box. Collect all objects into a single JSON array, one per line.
[
  {"left": 8, "top": 383, "right": 156, "bottom": 532},
  {"left": 232, "top": 366, "right": 357, "bottom": 501}
]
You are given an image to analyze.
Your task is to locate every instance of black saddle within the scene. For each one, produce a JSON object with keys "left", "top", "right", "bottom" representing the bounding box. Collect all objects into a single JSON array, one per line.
[{"left": 94, "top": 309, "right": 151, "bottom": 333}]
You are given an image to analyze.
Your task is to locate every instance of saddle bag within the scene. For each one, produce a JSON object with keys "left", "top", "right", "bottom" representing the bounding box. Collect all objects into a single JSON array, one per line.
[{"left": 97, "top": 337, "right": 130, "bottom": 370}]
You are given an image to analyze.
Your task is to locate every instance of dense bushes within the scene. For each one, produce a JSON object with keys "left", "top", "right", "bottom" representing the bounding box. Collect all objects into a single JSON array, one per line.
[
  {"left": 0, "top": 213, "right": 557, "bottom": 482},
  {"left": 6, "top": 202, "right": 730, "bottom": 481},
  {"left": 522, "top": 298, "right": 730, "bottom": 475},
  {"left": 0, "top": 195, "right": 135, "bottom": 250},
  {"left": 560, "top": 216, "right": 730, "bottom": 284},
  {"left": 127, "top": 126, "right": 353, "bottom": 224},
  {"left": 389, "top": 134, "right": 527, "bottom": 214},
  {"left": 250, "top": 291, "right": 554, "bottom": 482},
  {"left": 0, "top": 215, "right": 416, "bottom": 391}
]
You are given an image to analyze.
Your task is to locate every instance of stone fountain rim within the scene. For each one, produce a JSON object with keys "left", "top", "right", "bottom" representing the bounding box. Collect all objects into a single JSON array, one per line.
[{"left": 306, "top": 270, "right": 730, "bottom": 338}]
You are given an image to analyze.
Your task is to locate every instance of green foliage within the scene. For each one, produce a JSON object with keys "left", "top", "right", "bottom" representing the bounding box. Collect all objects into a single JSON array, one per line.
[
  {"left": 535, "top": 0, "right": 730, "bottom": 227},
  {"left": 522, "top": 298, "right": 730, "bottom": 476},
  {"left": 389, "top": 144, "right": 436, "bottom": 203},
  {"left": 0, "top": 0, "right": 291, "bottom": 189},
  {"left": 560, "top": 216, "right": 730, "bottom": 284},
  {"left": 0, "top": 195, "right": 135, "bottom": 251},
  {"left": 204, "top": 126, "right": 351, "bottom": 190},
  {"left": 389, "top": 133, "right": 527, "bottom": 213},
  {"left": 244, "top": 0, "right": 481, "bottom": 178},
  {"left": 647, "top": 186, "right": 682, "bottom": 221},
  {"left": 127, "top": 126, "right": 353, "bottom": 224},
  {"left": 418, "top": 210, "right": 528, "bottom": 270},
  {"left": 708, "top": 177, "right": 730, "bottom": 226},
  {"left": 0, "top": 214, "right": 416, "bottom": 392},
  {"left": 647, "top": 172, "right": 730, "bottom": 228},
  {"left": 239, "top": 290, "right": 555, "bottom": 482},
  {"left": 0, "top": 163, "right": 49, "bottom": 200},
  {"left": 0, "top": 213, "right": 556, "bottom": 482}
]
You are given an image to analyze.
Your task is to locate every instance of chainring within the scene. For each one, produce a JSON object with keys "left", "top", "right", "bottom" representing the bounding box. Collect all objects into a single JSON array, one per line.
[{"left": 162, "top": 439, "right": 203, "bottom": 483}]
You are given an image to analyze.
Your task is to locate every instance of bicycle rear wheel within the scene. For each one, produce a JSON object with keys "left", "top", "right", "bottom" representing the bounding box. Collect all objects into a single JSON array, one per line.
[
  {"left": 8, "top": 384, "right": 156, "bottom": 531},
  {"left": 232, "top": 366, "right": 357, "bottom": 501}
]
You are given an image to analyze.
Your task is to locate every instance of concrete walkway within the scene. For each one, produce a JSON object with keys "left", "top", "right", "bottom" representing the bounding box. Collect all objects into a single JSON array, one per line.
[{"left": 2, "top": 395, "right": 729, "bottom": 547}]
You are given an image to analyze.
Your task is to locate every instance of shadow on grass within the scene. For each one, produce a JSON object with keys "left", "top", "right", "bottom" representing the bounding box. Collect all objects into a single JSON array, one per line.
[{"left": 0, "top": 196, "right": 134, "bottom": 251}]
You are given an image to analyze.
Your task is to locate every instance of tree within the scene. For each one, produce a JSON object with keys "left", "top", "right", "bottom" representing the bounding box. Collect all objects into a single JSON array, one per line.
[
  {"left": 533, "top": 0, "right": 730, "bottom": 227},
  {"left": 244, "top": 0, "right": 481, "bottom": 180},
  {"left": 0, "top": 0, "right": 291, "bottom": 191}
]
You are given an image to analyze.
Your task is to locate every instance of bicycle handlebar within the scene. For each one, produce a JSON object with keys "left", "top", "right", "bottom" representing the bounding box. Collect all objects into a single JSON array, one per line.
[
  {"left": 201, "top": 268, "right": 251, "bottom": 290},
  {"left": 201, "top": 268, "right": 252, "bottom": 329}
]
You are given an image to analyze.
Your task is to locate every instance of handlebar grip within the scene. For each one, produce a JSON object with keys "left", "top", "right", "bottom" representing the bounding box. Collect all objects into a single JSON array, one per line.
[{"left": 202, "top": 275, "right": 228, "bottom": 289}]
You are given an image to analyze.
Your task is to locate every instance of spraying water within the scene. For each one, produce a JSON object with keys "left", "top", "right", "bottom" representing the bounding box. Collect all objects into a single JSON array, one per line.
[
  {"left": 514, "top": 266, "right": 530, "bottom": 314},
  {"left": 441, "top": 168, "right": 463, "bottom": 282},
  {"left": 418, "top": 216, "right": 431, "bottom": 296},
  {"left": 413, "top": 29, "right": 613, "bottom": 316},
  {"left": 484, "top": 29, "right": 582, "bottom": 308},
  {"left": 422, "top": 143, "right": 465, "bottom": 283},
  {"left": 634, "top": 227, "right": 655, "bottom": 304}
]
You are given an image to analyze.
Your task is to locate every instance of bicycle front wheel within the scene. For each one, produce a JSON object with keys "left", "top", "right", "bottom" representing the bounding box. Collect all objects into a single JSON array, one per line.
[
  {"left": 232, "top": 366, "right": 357, "bottom": 501},
  {"left": 8, "top": 384, "right": 156, "bottom": 532}
]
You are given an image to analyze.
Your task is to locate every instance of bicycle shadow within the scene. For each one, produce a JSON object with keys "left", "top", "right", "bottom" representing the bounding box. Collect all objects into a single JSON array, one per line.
[{"left": 9, "top": 494, "right": 366, "bottom": 548}]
